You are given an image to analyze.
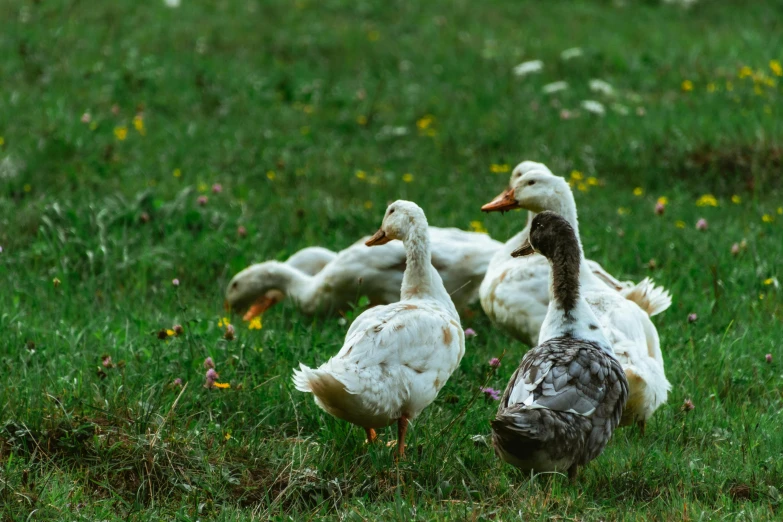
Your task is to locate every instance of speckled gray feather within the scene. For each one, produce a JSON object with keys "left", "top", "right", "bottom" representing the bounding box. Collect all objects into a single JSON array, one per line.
[{"left": 491, "top": 336, "right": 628, "bottom": 474}]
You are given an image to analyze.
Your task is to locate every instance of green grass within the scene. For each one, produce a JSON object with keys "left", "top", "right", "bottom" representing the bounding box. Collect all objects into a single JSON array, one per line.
[{"left": 2, "top": 0, "right": 783, "bottom": 519}]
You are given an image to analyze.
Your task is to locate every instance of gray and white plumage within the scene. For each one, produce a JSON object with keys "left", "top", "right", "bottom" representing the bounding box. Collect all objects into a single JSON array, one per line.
[
  {"left": 491, "top": 211, "right": 628, "bottom": 478},
  {"left": 492, "top": 337, "right": 627, "bottom": 475}
]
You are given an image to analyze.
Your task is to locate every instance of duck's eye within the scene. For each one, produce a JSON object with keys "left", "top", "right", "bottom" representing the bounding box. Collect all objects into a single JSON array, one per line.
[
  {"left": 528, "top": 180, "right": 536, "bottom": 186},
  {"left": 232, "top": 282, "right": 238, "bottom": 289},
  {"left": 389, "top": 208, "right": 395, "bottom": 215}
]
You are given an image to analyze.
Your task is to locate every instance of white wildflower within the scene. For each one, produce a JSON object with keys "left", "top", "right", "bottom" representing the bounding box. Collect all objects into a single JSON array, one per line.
[
  {"left": 542, "top": 81, "right": 568, "bottom": 94},
  {"left": 589, "top": 79, "right": 614, "bottom": 96},
  {"left": 513, "top": 60, "right": 543, "bottom": 77},
  {"left": 581, "top": 100, "right": 605, "bottom": 115},
  {"left": 611, "top": 103, "right": 629, "bottom": 115},
  {"left": 560, "top": 47, "right": 584, "bottom": 60},
  {"left": 164, "top": 0, "right": 181, "bottom": 7}
]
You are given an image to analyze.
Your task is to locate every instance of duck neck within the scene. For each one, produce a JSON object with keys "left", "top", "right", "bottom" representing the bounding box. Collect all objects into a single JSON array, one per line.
[
  {"left": 532, "top": 192, "right": 584, "bottom": 259},
  {"left": 261, "top": 262, "right": 317, "bottom": 307},
  {"left": 548, "top": 241, "right": 582, "bottom": 316},
  {"left": 401, "top": 223, "right": 435, "bottom": 299},
  {"left": 538, "top": 242, "right": 613, "bottom": 354},
  {"left": 400, "top": 223, "right": 455, "bottom": 313}
]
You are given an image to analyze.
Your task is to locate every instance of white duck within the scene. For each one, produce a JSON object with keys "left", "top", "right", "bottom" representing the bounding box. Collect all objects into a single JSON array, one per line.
[
  {"left": 226, "top": 227, "right": 501, "bottom": 319},
  {"left": 233, "top": 247, "right": 338, "bottom": 320},
  {"left": 481, "top": 161, "right": 670, "bottom": 432},
  {"left": 492, "top": 211, "right": 628, "bottom": 479},
  {"left": 293, "top": 201, "right": 465, "bottom": 457},
  {"left": 480, "top": 161, "right": 671, "bottom": 345}
]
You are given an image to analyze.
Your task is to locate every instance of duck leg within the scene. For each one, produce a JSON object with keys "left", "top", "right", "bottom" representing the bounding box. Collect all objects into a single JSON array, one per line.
[
  {"left": 396, "top": 415, "right": 409, "bottom": 458},
  {"left": 567, "top": 464, "right": 579, "bottom": 482},
  {"left": 637, "top": 419, "right": 646, "bottom": 437},
  {"left": 365, "top": 428, "right": 378, "bottom": 444}
]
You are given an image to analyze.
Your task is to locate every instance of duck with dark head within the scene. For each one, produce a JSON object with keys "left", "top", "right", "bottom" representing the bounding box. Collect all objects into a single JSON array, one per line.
[{"left": 491, "top": 211, "right": 628, "bottom": 480}]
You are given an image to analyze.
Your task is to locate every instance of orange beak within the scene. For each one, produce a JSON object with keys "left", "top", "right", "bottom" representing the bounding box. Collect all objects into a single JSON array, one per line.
[
  {"left": 481, "top": 187, "right": 520, "bottom": 213},
  {"left": 365, "top": 229, "right": 393, "bottom": 246},
  {"left": 242, "top": 295, "right": 276, "bottom": 321}
]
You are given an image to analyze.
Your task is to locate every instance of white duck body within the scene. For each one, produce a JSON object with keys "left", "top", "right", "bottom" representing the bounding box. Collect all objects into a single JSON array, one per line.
[
  {"left": 293, "top": 201, "right": 465, "bottom": 454},
  {"left": 480, "top": 162, "right": 672, "bottom": 347},
  {"left": 491, "top": 212, "right": 628, "bottom": 477},
  {"left": 226, "top": 227, "right": 501, "bottom": 317},
  {"left": 481, "top": 161, "right": 671, "bottom": 428}
]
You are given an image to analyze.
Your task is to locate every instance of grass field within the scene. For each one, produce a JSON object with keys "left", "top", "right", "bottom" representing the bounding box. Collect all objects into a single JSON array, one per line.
[{"left": 2, "top": 0, "right": 783, "bottom": 519}]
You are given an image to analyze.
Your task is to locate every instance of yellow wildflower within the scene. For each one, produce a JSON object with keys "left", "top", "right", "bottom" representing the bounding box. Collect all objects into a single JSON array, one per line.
[
  {"left": 587, "top": 176, "right": 599, "bottom": 186},
  {"left": 173, "top": 168, "right": 182, "bottom": 178},
  {"left": 490, "top": 164, "right": 510, "bottom": 174},
  {"left": 570, "top": 170, "right": 584, "bottom": 181},
  {"left": 416, "top": 115, "right": 434, "bottom": 130},
  {"left": 198, "top": 182, "right": 208, "bottom": 193},
  {"left": 764, "top": 278, "right": 774, "bottom": 286},
  {"left": 759, "top": 293, "right": 765, "bottom": 300},
  {"left": 696, "top": 194, "right": 718, "bottom": 207},
  {"left": 731, "top": 195, "right": 741, "bottom": 204},
  {"left": 355, "top": 170, "right": 367, "bottom": 180},
  {"left": 248, "top": 316, "right": 262, "bottom": 330},
  {"left": 675, "top": 220, "right": 686, "bottom": 229},
  {"left": 770, "top": 60, "right": 783, "bottom": 77},
  {"left": 617, "top": 207, "right": 630, "bottom": 216},
  {"left": 402, "top": 173, "right": 414, "bottom": 183},
  {"left": 367, "top": 30, "right": 380, "bottom": 42},
  {"left": 133, "top": 115, "right": 145, "bottom": 135},
  {"left": 778, "top": 207, "right": 783, "bottom": 215},
  {"left": 706, "top": 82, "right": 716, "bottom": 93},
  {"left": 166, "top": 329, "right": 175, "bottom": 337},
  {"left": 218, "top": 317, "right": 231, "bottom": 328},
  {"left": 356, "top": 115, "right": 368, "bottom": 125},
  {"left": 657, "top": 196, "right": 669, "bottom": 205},
  {"left": 633, "top": 187, "right": 643, "bottom": 197},
  {"left": 364, "top": 200, "right": 373, "bottom": 209},
  {"left": 114, "top": 126, "right": 128, "bottom": 141},
  {"left": 213, "top": 382, "right": 230, "bottom": 389},
  {"left": 681, "top": 80, "right": 693, "bottom": 92},
  {"left": 577, "top": 183, "right": 588, "bottom": 192},
  {"left": 89, "top": 121, "right": 98, "bottom": 131},
  {"left": 765, "top": 77, "right": 776, "bottom": 87},
  {"left": 762, "top": 214, "right": 773, "bottom": 223},
  {"left": 24, "top": 184, "right": 32, "bottom": 192},
  {"left": 266, "top": 170, "right": 276, "bottom": 180},
  {"left": 224, "top": 433, "right": 232, "bottom": 441},
  {"left": 469, "top": 221, "right": 488, "bottom": 234},
  {"left": 738, "top": 66, "right": 753, "bottom": 79}
]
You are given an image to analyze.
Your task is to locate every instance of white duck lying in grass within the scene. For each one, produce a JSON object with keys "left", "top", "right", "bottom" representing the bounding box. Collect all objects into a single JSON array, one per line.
[
  {"left": 482, "top": 161, "right": 670, "bottom": 432},
  {"left": 480, "top": 161, "right": 672, "bottom": 347},
  {"left": 226, "top": 226, "right": 501, "bottom": 320},
  {"left": 293, "top": 201, "right": 465, "bottom": 457},
  {"left": 231, "top": 247, "right": 337, "bottom": 319},
  {"left": 492, "top": 211, "right": 628, "bottom": 479}
]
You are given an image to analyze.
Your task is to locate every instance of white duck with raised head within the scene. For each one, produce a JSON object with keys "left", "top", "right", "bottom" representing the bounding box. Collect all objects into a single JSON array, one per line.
[{"left": 293, "top": 201, "right": 465, "bottom": 457}]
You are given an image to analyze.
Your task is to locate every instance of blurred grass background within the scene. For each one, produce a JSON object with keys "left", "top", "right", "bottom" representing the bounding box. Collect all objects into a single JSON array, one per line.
[{"left": 1, "top": 0, "right": 782, "bottom": 519}]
